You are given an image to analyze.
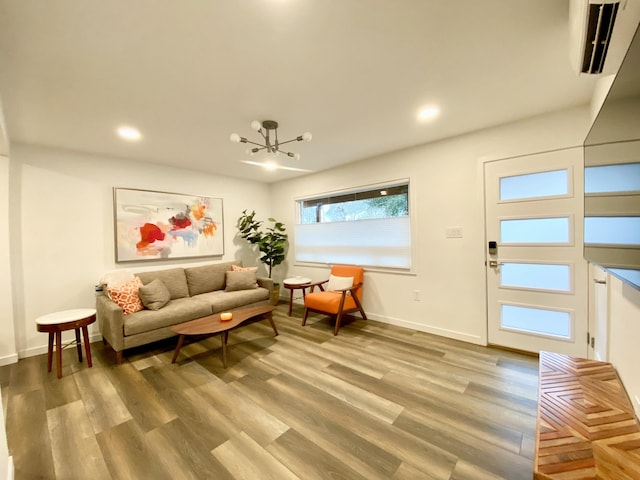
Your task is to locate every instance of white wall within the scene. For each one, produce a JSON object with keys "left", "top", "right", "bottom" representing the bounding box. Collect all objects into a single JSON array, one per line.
[
  {"left": 271, "top": 106, "right": 594, "bottom": 345},
  {"left": 0, "top": 156, "right": 17, "bottom": 366},
  {"left": 10, "top": 144, "right": 270, "bottom": 357}
]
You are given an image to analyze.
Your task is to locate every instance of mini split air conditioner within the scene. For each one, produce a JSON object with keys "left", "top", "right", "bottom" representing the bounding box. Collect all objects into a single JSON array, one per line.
[{"left": 569, "top": 0, "right": 621, "bottom": 74}]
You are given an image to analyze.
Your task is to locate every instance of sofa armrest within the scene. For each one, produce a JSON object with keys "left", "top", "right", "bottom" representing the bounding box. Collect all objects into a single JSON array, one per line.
[
  {"left": 96, "top": 293, "right": 125, "bottom": 352},
  {"left": 257, "top": 277, "right": 274, "bottom": 291}
]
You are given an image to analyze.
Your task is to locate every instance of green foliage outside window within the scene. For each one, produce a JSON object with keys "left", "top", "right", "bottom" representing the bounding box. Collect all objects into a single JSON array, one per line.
[{"left": 300, "top": 186, "right": 408, "bottom": 224}]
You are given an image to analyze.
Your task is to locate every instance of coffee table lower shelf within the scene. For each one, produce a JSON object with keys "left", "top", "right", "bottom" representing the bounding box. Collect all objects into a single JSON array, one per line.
[{"left": 170, "top": 305, "right": 277, "bottom": 367}]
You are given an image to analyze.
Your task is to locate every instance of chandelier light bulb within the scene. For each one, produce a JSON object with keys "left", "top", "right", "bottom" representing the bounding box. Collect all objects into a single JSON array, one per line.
[
  {"left": 302, "top": 132, "right": 312, "bottom": 142},
  {"left": 294, "top": 153, "right": 301, "bottom": 161},
  {"left": 251, "top": 120, "right": 262, "bottom": 131},
  {"left": 230, "top": 133, "right": 241, "bottom": 143}
]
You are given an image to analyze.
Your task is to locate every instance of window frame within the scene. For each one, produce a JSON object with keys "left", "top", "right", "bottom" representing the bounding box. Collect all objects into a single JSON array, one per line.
[{"left": 293, "top": 179, "right": 415, "bottom": 272}]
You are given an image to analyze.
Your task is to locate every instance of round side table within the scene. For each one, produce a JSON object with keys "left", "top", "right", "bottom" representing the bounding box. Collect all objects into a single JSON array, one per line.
[
  {"left": 283, "top": 277, "right": 312, "bottom": 317},
  {"left": 36, "top": 308, "right": 96, "bottom": 379}
]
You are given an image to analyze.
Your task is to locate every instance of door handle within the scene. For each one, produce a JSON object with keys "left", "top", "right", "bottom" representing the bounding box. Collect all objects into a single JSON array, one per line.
[
  {"left": 488, "top": 260, "right": 504, "bottom": 268},
  {"left": 593, "top": 279, "right": 607, "bottom": 285}
]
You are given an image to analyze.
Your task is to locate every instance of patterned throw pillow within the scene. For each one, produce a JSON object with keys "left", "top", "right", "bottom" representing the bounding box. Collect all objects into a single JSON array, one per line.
[
  {"left": 106, "top": 276, "right": 144, "bottom": 315},
  {"left": 231, "top": 264, "right": 258, "bottom": 272}
]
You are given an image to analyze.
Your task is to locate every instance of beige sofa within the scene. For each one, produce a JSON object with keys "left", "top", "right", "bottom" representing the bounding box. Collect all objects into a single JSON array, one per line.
[{"left": 96, "top": 261, "right": 272, "bottom": 362}]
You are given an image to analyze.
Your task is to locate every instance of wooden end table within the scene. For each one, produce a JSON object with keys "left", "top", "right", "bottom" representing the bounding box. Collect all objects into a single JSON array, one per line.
[
  {"left": 36, "top": 308, "right": 96, "bottom": 379},
  {"left": 283, "top": 277, "right": 312, "bottom": 316},
  {"left": 170, "top": 305, "right": 277, "bottom": 367}
]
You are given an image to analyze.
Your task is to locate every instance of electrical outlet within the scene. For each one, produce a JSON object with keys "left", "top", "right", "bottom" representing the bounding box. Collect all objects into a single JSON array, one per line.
[
  {"left": 445, "top": 226, "right": 463, "bottom": 238},
  {"left": 412, "top": 289, "right": 420, "bottom": 301}
]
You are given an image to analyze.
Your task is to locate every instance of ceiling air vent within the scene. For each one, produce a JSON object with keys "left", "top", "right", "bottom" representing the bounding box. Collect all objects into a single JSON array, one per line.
[{"left": 581, "top": 1, "right": 620, "bottom": 74}]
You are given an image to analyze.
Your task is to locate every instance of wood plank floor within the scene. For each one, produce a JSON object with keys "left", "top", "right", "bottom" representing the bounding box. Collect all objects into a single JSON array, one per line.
[{"left": 1, "top": 304, "right": 539, "bottom": 480}]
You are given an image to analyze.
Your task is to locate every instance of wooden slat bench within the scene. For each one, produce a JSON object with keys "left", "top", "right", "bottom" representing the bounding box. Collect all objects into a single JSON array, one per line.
[{"left": 535, "top": 351, "right": 640, "bottom": 479}]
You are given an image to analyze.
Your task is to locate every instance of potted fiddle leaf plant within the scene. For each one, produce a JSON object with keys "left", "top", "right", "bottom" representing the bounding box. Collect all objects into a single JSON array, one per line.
[{"left": 237, "top": 210, "right": 288, "bottom": 305}]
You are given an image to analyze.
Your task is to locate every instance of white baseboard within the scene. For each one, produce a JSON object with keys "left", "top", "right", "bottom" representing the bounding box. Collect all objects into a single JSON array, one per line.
[
  {"left": 0, "top": 354, "right": 18, "bottom": 367},
  {"left": 18, "top": 333, "right": 104, "bottom": 359},
  {"left": 288, "top": 297, "right": 485, "bottom": 346},
  {"left": 366, "top": 312, "right": 485, "bottom": 345}
]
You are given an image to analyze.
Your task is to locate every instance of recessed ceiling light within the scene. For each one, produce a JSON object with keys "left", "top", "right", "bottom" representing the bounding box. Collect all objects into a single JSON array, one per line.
[
  {"left": 117, "top": 126, "right": 142, "bottom": 141},
  {"left": 417, "top": 106, "right": 440, "bottom": 121}
]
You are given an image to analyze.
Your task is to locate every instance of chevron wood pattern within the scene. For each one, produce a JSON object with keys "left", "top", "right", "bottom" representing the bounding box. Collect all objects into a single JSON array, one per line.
[{"left": 535, "top": 351, "right": 640, "bottom": 480}]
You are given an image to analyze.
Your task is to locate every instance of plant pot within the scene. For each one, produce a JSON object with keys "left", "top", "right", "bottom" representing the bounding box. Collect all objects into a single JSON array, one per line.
[{"left": 270, "top": 283, "right": 280, "bottom": 306}]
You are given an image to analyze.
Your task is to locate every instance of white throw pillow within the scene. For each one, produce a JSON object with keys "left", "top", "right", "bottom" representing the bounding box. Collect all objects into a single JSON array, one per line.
[
  {"left": 326, "top": 274, "right": 353, "bottom": 292},
  {"left": 100, "top": 269, "right": 135, "bottom": 288}
]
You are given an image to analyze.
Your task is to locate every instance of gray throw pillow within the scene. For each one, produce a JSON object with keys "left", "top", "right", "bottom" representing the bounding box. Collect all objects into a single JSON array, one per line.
[
  {"left": 225, "top": 270, "right": 258, "bottom": 292},
  {"left": 138, "top": 278, "right": 171, "bottom": 310}
]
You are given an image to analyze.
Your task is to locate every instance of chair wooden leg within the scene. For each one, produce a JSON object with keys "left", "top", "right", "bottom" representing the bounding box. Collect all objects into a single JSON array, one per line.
[
  {"left": 334, "top": 292, "right": 348, "bottom": 336},
  {"left": 334, "top": 312, "right": 343, "bottom": 336},
  {"left": 353, "top": 295, "right": 367, "bottom": 320},
  {"left": 302, "top": 308, "right": 309, "bottom": 326},
  {"left": 116, "top": 350, "right": 123, "bottom": 364}
]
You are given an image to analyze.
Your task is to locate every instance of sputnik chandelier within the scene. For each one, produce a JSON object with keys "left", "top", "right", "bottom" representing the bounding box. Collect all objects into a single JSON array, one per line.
[{"left": 230, "top": 120, "right": 312, "bottom": 160}]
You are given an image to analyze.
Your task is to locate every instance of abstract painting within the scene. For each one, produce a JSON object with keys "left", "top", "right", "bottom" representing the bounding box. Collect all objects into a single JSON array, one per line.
[{"left": 114, "top": 188, "right": 224, "bottom": 262}]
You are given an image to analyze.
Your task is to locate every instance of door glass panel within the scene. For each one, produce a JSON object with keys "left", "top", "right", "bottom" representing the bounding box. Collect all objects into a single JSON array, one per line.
[
  {"left": 500, "top": 169, "right": 568, "bottom": 201},
  {"left": 501, "top": 263, "right": 571, "bottom": 292},
  {"left": 585, "top": 164, "right": 640, "bottom": 193},
  {"left": 501, "top": 304, "right": 571, "bottom": 339},
  {"left": 584, "top": 217, "right": 640, "bottom": 245},
  {"left": 500, "top": 217, "right": 570, "bottom": 243}
]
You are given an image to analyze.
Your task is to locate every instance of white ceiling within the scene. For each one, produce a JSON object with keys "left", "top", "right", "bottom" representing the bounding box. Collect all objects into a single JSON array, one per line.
[{"left": 0, "top": 0, "right": 610, "bottom": 182}]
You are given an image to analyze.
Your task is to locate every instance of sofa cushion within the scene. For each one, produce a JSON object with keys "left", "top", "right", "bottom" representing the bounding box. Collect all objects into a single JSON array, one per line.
[
  {"left": 225, "top": 270, "right": 258, "bottom": 292},
  {"left": 123, "top": 297, "right": 212, "bottom": 336},
  {"left": 184, "top": 261, "right": 237, "bottom": 296},
  {"left": 138, "top": 278, "right": 171, "bottom": 311},
  {"left": 106, "top": 276, "right": 144, "bottom": 315},
  {"left": 137, "top": 268, "right": 189, "bottom": 300},
  {"left": 193, "top": 287, "right": 270, "bottom": 312}
]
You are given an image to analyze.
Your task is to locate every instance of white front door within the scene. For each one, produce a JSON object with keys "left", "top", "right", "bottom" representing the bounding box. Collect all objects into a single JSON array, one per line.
[{"left": 484, "top": 148, "right": 588, "bottom": 357}]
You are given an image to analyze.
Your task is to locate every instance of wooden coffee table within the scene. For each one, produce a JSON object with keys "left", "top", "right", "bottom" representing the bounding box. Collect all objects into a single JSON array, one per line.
[{"left": 170, "top": 305, "right": 277, "bottom": 367}]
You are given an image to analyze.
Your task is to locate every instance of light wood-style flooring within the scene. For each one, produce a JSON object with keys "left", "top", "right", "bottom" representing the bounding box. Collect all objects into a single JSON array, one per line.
[{"left": 1, "top": 304, "right": 539, "bottom": 479}]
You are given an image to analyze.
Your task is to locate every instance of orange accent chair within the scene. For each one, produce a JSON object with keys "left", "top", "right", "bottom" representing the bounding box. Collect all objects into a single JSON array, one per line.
[{"left": 302, "top": 265, "right": 367, "bottom": 335}]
